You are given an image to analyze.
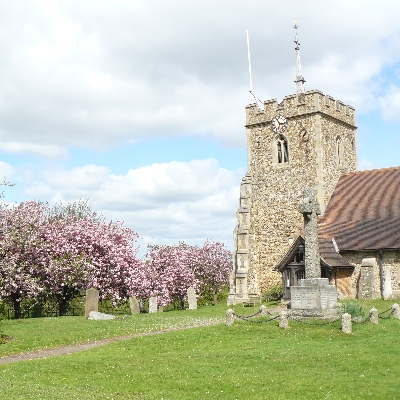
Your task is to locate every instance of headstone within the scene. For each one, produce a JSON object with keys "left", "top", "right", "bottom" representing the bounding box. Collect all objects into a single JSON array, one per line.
[
  {"left": 290, "top": 188, "right": 340, "bottom": 318},
  {"left": 369, "top": 307, "right": 378, "bottom": 324},
  {"left": 149, "top": 296, "right": 158, "bottom": 313},
  {"left": 85, "top": 287, "right": 99, "bottom": 318},
  {"left": 88, "top": 311, "right": 115, "bottom": 320},
  {"left": 226, "top": 309, "right": 234, "bottom": 326},
  {"left": 392, "top": 303, "right": 400, "bottom": 319},
  {"left": 358, "top": 258, "right": 376, "bottom": 299},
  {"left": 383, "top": 267, "right": 393, "bottom": 300},
  {"left": 279, "top": 310, "right": 289, "bottom": 329},
  {"left": 187, "top": 287, "right": 197, "bottom": 310},
  {"left": 129, "top": 296, "right": 140, "bottom": 315},
  {"left": 342, "top": 313, "right": 352, "bottom": 334},
  {"left": 158, "top": 306, "right": 164, "bottom": 313}
]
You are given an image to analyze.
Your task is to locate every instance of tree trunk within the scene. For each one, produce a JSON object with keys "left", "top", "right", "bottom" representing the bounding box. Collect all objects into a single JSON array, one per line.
[
  {"left": 58, "top": 299, "right": 67, "bottom": 316},
  {"left": 212, "top": 292, "right": 218, "bottom": 306},
  {"left": 13, "top": 298, "right": 21, "bottom": 319}
]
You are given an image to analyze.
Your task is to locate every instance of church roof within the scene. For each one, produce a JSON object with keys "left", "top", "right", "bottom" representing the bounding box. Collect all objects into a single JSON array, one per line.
[
  {"left": 275, "top": 235, "right": 353, "bottom": 271},
  {"left": 319, "top": 166, "right": 400, "bottom": 251},
  {"left": 319, "top": 237, "right": 353, "bottom": 268}
]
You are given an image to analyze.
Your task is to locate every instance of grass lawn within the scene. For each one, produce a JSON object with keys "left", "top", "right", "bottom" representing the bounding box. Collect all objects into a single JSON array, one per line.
[{"left": 0, "top": 300, "right": 399, "bottom": 399}]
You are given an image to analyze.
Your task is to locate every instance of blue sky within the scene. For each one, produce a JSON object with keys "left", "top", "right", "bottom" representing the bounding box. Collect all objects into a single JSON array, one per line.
[{"left": 0, "top": 1, "right": 399, "bottom": 254}]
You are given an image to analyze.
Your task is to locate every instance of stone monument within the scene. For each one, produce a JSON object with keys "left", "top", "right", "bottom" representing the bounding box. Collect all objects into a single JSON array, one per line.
[
  {"left": 85, "top": 287, "right": 99, "bottom": 319},
  {"left": 290, "top": 188, "right": 340, "bottom": 318},
  {"left": 187, "top": 287, "right": 197, "bottom": 310}
]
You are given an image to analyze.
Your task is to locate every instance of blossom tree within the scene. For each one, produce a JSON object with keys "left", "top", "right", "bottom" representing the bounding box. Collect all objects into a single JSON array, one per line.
[
  {"left": 0, "top": 199, "right": 142, "bottom": 317},
  {"left": 130, "top": 244, "right": 198, "bottom": 308},
  {"left": 191, "top": 240, "right": 232, "bottom": 304},
  {"left": 0, "top": 201, "right": 46, "bottom": 319},
  {"left": 40, "top": 209, "right": 141, "bottom": 315},
  {"left": 135, "top": 241, "right": 231, "bottom": 309}
]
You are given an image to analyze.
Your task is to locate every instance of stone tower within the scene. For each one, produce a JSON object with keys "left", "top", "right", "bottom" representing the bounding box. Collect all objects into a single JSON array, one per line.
[{"left": 228, "top": 29, "right": 357, "bottom": 304}]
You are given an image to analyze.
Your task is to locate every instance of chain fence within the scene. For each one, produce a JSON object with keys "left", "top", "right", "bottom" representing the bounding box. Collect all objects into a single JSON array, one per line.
[
  {"left": 229, "top": 304, "right": 399, "bottom": 328},
  {"left": 378, "top": 307, "right": 394, "bottom": 320}
]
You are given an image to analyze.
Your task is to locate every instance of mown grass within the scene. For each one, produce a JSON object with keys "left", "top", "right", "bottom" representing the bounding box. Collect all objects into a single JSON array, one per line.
[
  {"left": 0, "top": 299, "right": 399, "bottom": 399},
  {"left": 0, "top": 303, "right": 230, "bottom": 357}
]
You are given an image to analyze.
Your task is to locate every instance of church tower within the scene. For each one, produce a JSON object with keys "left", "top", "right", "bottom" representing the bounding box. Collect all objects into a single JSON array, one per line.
[{"left": 228, "top": 27, "right": 357, "bottom": 304}]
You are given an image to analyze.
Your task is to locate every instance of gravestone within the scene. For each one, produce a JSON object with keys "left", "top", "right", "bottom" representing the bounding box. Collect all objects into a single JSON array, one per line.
[
  {"left": 358, "top": 258, "right": 376, "bottom": 299},
  {"left": 290, "top": 188, "right": 340, "bottom": 318},
  {"left": 383, "top": 267, "right": 393, "bottom": 300},
  {"left": 149, "top": 296, "right": 158, "bottom": 313},
  {"left": 129, "top": 296, "right": 140, "bottom": 314},
  {"left": 187, "top": 287, "right": 197, "bottom": 310},
  {"left": 85, "top": 287, "right": 99, "bottom": 319}
]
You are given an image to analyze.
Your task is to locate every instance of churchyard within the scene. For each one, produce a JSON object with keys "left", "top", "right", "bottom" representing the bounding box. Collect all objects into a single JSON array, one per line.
[{"left": 0, "top": 299, "right": 399, "bottom": 399}]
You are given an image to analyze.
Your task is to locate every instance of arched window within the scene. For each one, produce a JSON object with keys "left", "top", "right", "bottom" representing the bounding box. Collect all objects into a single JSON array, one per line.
[{"left": 273, "top": 134, "right": 289, "bottom": 164}]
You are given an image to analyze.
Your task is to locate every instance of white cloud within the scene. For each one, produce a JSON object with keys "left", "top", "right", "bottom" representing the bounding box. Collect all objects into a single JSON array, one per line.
[
  {"left": 0, "top": 1, "right": 399, "bottom": 149},
  {"left": 0, "top": 142, "right": 68, "bottom": 158},
  {"left": 24, "top": 159, "right": 241, "bottom": 248}
]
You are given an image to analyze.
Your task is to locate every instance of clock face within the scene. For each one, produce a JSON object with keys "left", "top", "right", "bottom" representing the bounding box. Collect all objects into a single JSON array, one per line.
[{"left": 271, "top": 115, "right": 288, "bottom": 134}]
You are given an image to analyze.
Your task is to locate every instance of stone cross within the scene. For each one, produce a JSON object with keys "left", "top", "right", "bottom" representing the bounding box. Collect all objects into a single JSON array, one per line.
[{"left": 299, "top": 187, "right": 321, "bottom": 279}]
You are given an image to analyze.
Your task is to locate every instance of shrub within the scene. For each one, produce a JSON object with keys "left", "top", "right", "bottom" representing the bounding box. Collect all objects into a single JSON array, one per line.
[
  {"left": 263, "top": 285, "right": 283, "bottom": 302},
  {"left": 341, "top": 302, "right": 368, "bottom": 318}
]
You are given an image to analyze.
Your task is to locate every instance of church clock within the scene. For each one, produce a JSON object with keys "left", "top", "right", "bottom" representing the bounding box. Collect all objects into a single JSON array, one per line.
[{"left": 271, "top": 115, "right": 288, "bottom": 134}]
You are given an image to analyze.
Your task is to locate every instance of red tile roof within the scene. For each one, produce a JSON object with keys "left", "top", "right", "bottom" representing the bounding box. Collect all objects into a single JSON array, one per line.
[
  {"left": 319, "top": 237, "right": 353, "bottom": 267},
  {"left": 319, "top": 167, "right": 400, "bottom": 251}
]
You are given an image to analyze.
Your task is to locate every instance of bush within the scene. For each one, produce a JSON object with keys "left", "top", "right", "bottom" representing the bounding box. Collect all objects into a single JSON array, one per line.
[
  {"left": 263, "top": 285, "right": 283, "bottom": 302},
  {"left": 341, "top": 302, "right": 368, "bottom": 318}
]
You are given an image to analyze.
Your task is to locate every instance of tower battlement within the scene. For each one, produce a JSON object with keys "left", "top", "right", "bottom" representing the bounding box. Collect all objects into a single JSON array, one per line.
[{"left": 245, "top": 90, "right": 356, "bottom": 128}]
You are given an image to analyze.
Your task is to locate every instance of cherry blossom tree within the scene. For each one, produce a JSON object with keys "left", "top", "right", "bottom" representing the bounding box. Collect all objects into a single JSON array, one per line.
[
  {"left": 0, "top": 199, "right": 142, "bottom": 317},
  {"left": 191, "top": 240, "right": 232, "bottom": 304},
  {"left": 134, "top": 241, "right": 231, "bottom": 309},
  {"left": 129, "top": 244, "right": 198, "bottom": 308},
  {"left": 0, "top": 201, "right": 46, "bottom": 319}
]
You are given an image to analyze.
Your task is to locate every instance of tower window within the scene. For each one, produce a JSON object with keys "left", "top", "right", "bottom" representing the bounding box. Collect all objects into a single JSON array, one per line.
[
  {"left": 274, "top": 135, "right": 289, "bottom": 164},
  {"left": 336, "top": 136, "right": 343, "bottom": 167}
]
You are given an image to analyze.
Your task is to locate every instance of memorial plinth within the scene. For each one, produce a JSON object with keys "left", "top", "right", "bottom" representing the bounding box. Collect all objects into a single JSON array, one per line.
[{"left": 290, "top": 278, "right": 340, "bottom": 318}]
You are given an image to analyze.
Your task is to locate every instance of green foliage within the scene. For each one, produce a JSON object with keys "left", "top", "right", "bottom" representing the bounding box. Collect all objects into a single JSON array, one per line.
[
  {"left": 340, "top": 301, "right": 368, "bottom": 318},
  {"left": 263, "top": 284, "right": 283, "bottom": 302}
]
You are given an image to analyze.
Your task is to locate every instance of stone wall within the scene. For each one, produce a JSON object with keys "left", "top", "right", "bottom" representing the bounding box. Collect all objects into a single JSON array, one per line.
[{"left": 341, "top": 250, "right": 400, "bottom": 299}]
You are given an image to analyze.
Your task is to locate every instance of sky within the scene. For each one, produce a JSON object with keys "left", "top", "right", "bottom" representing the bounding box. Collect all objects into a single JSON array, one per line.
[{"left": 0, "top": 0, "right": 399, "bottom": 255}]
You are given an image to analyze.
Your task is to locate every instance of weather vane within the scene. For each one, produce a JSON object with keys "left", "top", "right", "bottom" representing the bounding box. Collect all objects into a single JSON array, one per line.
[{"left": 293, "top": 20, "right": 306, "bottom": 95}]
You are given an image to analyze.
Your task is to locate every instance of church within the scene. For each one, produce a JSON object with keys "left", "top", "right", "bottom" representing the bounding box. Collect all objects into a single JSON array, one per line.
[{"left": 227, "top": 29, "right": 400, "bottom": 305}]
